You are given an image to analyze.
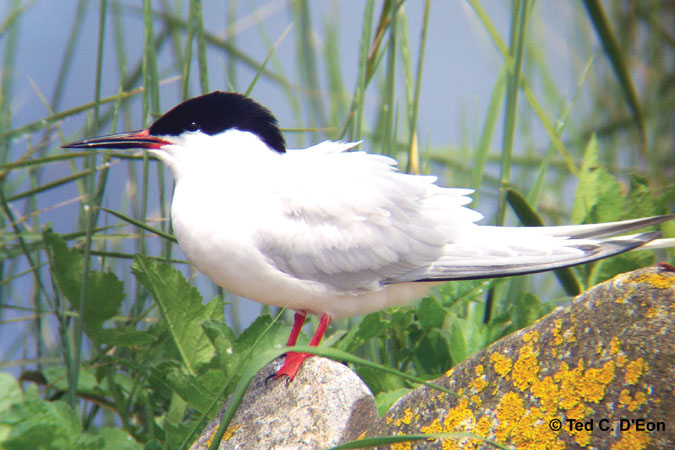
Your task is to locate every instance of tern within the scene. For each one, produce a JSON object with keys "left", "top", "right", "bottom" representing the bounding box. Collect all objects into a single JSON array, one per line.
[{"left": 64, "top": 91, "right": 674, "bottom": 380}]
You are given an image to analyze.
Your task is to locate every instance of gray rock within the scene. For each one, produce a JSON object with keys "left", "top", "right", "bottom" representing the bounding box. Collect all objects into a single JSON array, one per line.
[
  {"left": 191, "top": 266, "right": 674, "bottom": 450},
  {"left": 369, "top": 266, "right": 675, "bottom": 449},
  {"left": 190, "top": 355, "right": 378, "bottom": 450}
]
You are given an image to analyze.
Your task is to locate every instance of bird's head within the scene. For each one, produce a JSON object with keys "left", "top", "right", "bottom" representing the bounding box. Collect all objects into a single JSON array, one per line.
[{"left": 63, "top": 91, "right": 286, "bottom": 178}]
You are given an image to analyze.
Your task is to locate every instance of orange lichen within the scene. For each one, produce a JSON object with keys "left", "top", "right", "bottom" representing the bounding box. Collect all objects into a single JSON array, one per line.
[
  {"left": 512, "top": 343, "right": 539, "bottom": 391},
  {"left": 490, "top": 352, "right": 512, "bottom": 378},
  {"left": 624, "top": 357, "right": 647, "bottom": 385}
]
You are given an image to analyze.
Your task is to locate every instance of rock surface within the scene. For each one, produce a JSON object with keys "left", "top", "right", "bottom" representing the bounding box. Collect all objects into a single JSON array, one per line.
[
  {"left": 190, "top": 355, "right": 378, "bottom": 450},
  {"left": 370, "top": 267, "right": 674, "bottom": 449},
  {"left": 191, "top": 267, "right": 674, "bottom": 450}
]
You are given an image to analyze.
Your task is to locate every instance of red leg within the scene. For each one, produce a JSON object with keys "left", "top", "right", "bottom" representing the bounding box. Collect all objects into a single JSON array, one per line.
[
  {"left": 275, "top": 313, "right": 332, "bottom": 381},
  {"left": 285, "top": 311, "right": 307, "bottom": 346}
]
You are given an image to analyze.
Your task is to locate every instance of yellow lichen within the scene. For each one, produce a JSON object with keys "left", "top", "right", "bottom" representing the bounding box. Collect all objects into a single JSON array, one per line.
[
  {"left": 512, "top": 343, "right": 539, "bottom": 391},
  {"left": 420, "top": 417, "right": 442, "bottom": 434},
  {"left": 609, "top": 336, "right": 621, "bottom": 355},
  {"left": 573, "top": 427, "right": 592, "bottom": 447},
  {"left": 624, "top": 358, "right": 647, "bottom": 385},
  {"left": 620, "top": 390, "right": 648, "bottom": 412},
  {"left": 616, "top": 353, "right": 628, "bottom": 368},
  {"left": 581, "top": 361, "right": 615, "bottom": 403},
  {"left": 442, "top": 397, "right": 475, "bottom": 432},
  {"left": 470, "top": 376, "right": 488, "bottom": 394},
  {"left": 619, "top": 389, "right": 631, "bottom": 407},
  {"left": 552, "top": 319, "right": 563, "bottom": 345},
  {"left": 207, "top": 423, "right": 241, "bottom": 446},
  {"left": 612, "top": 427, "right": 651, "bottom": 450},
  {"left": 490, "top": 352, "right": 513, "bottom": 378},
  {"left": 523, "top": 330, "right": 539, "bottom": 343},
  {"left": 470, "top": 394, "right": 482, "bottom": 407},
  {"left": 632, "top": 273, "right": 673, "bottom": 289},
  {"left": 530, "top": 376, "right": 560, "bottom": 415},
  {"left": 391, "top": 441, "right": 412, "bottom": 450},
  {"left": 475, "top": 415, "right": 492, "bottom": 438},
  {"left": 646, "top": 307, "right": 659, "bottom": 318},
  {"left": 494, "top": 392, "right": 565, "bottom": 450},
  {"left": 563, "top": 327, "right": 576, "bottom": 343},
  {"left": 396, "top": 407, "right": 414, "bottom": 426}
]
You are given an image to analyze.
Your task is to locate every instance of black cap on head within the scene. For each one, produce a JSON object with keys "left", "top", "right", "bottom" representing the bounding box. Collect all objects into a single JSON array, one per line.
[{"left": 149, "top": 91, "right": 286, "bottom": 153}]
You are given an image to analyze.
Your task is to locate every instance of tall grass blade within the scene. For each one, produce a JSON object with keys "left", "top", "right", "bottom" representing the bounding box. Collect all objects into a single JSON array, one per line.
[{"left": 582, "top": 0, "right": 646, "bottom": 149}]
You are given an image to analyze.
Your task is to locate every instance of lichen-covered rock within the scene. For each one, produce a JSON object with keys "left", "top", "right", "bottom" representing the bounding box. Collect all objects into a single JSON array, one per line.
[
  {"left": 190, "top": 356, "right": 378, "bottom": 450},
  {"left": 369, "top": 267, "right": 674, "bottom": 450}
]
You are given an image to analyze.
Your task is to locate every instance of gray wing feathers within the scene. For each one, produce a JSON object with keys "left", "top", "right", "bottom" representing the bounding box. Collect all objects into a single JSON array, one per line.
[{"left": 255, "top": 142, "right": 671, "bottom": 291}]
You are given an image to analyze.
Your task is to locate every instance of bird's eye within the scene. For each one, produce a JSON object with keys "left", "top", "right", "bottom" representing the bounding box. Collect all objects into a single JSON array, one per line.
[{"left": 185, "top": 122, "right": 201, "bottom": 132}]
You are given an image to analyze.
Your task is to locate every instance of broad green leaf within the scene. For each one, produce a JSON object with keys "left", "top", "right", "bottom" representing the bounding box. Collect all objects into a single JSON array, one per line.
[
  {"left": 417, "top": 296, "right": 445, "bottom": 330},
  {"left": 512, "top": 292, "right": 541, "bottom": 330},
  {"left": 0, "top": 374, "right": 22, "bottom": 413},
  {"left": 590, "top": 250, "right": 654, "bottom": 286},
  {"left": 412, "top": 329, "right": 451, "bottom": 378},
  {"left": 375, "top": 387, "right": 412, "bottom": 416},
  {"left": 42, "top": 366, "right": 99, "bottom": 396},
  {"left": 0, "top": 400, "right": 81, "bottom": 450},
  {"left": 88, "top": 427, "right": 142, "bottom": 450},
  {"left": 44, "top": 230, "right": 140, "bottom": 346},
  {"left": 354, "top": 367, "right": 407, "bottom": 397},
  {"left": 131, "top": 255, "right": 223, "bottom": 375},
  {"left": 571, "top": 135, "right": 624, "bottom": 224},
  {"left": 165, "top": 368, "right": 216, "bottom": 413}
]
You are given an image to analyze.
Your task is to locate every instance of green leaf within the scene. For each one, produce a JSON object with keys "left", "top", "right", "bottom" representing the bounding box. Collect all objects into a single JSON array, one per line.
[
  {"left": 512, "top": 292, "right": 541, "bottom": 330},
  {"left": 44, "top": 229, "right": 137, "bottom": 346},
  {"left": 412, "top": 329, "right": 451, "bottom": 378},
  {"left": 590, "top": 250, "right": 655, "bottom": 286},
  {"left": 375, "top": 388, "right": 412, "bottom": 416},
  {"left": 88, "top": 427, "right": 142, "bottom": 450},
  {"left": 571, "top": 135, "right": 624, "bottom": 224},
  {"left": 417, "top": 296, "right": 446, "bottom": 330},
  {"left": 506, "top": 188, "right": 582, "bottom": 296},
  {"left": 354, "top": 367, "right": 407, "bottom": 397},
  {"left": 42, "top": 366, "right": 99, "bottom": 396},
  {"left": 0, "top": 400, "right": 82, "bottom": 450},
  {"left": 131, "top": 255, "right": 223, "bottom": 375},
  {"left": 164, "top": 368, "right": 216, "bottom": 413}
]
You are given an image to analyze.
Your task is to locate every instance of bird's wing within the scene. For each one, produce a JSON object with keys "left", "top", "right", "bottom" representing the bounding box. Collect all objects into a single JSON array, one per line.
[
  {"left": 255, "top": 142, "right": 671, "bottom": 289},
  {"left": 254, "top": 143, "right": 482, "bottom": 292}
]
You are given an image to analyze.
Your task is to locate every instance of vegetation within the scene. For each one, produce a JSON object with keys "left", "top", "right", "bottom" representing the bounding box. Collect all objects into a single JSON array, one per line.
[{"left": 0, "top": 1, "right": 672, "bottom": 449}]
